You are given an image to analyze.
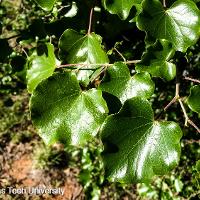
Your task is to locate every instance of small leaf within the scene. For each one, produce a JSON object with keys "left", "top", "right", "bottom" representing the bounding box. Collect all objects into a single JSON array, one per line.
[
  {"left": 187, "top": 85, "right": 200, "bottom": 113},
  {"left": 34, "top": 0, "right": 57, "bottom": 11},
  {"left": 137, "top": 0, "right": 200, "bottom": 52},
  {"left": 136, "top": 39, "right": 176, "bottom": 81},
  {"left": 101, "top": 97, "right": 182, "bottom": 183},
  {"left": 102, "top": 0, "right": 142, "bottom": 20},
  {"left": 99, "top": 62, "right": 154, "bottom": 103},
  {"left": 27, "top": 43, "right": 57, "bottom": 93},
  {"left": 59, "top": 29, "right": 109, "bottom": 86},
  {"left": 30, "top": 72, "right": 108, "bottom": 146}
]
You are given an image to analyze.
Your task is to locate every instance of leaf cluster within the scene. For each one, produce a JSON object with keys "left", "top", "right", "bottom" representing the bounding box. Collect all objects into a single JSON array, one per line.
[{"left": 1, "top": 0, "right": 200, "bottom": 184}]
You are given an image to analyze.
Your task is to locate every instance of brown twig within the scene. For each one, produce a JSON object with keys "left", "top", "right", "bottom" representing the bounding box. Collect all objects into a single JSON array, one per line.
[
  {"left": 158, "top": 70, "right": 200, "bottom": 133},
  {"left": 57, "top": 63, "right": 112, "bottom": 70},
  {"left": 156, "top": 83, "right": 179, "bottom": 120},
  {"left": 178, "top": 99, "right": 189, "bottom": 126},
  {"left": 126, "top": 60, "right": 141, "bottom": 64},
  {"left": 21, "top": 48, "right": 28, "bottom": 58},
  {"left": 183, "top": 139, "right": 200, "bottom": 144},
  {"left": 88, "top": 8, "right": 94, "bottom": 34},
  {"left": 178, "top": 98, "right": 200, "bottom": 133},
  {"left": 184, "top": 76, "right": 200, "bottom": 84},
  {"left": 57, "top": 60, "right": 140, "bottom": 69},
  {"left": 164, "top": 96, "right": 176, "bottom": 111},
  {"left": 164, "top": 83, "right": 180, "bottom": 111},
  {"left": 113, "top": 47, "right": 126, "bottom": 62},
  {"left": 187, "top": 119, "right": 200, "bottom": 134},
  {"left": 163, "top": 0, "right": 166, "bottom": 7}
]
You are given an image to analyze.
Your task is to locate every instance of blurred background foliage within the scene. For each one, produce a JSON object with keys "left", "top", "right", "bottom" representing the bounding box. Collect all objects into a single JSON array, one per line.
[{"left": 0, "top": 0, "right": 199, "bottom": 199}]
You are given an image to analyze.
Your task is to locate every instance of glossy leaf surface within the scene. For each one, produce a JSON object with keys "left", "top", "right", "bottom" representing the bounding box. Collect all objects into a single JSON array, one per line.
[
  {"left": 27, "top": 43, "right": 56, "bottom": 93},
  {"left": 34, "top": 0, "right": 57, "bottom": 11},
  {"left": 137, "top": 0, "right": 200, "bottom": 52},
  {"left": 136, "top": 39, "right": 176, "bottom": 81},
  {"left": 187, "top": 85, "right": 200, "bottom": 113},
  {"left": 102, "top": 0, "right": 142, "bottom": 20},
  {"left": 101, "top": 97, "right": 182, "bottom": 183},
  {"left": 99, "top": 62, "right": 154, "bottom": 103},
  {"left": 30, "top": 72, "right": 108, "bottom": 146},
  {"left": 59, "top": 29, "right": 109, "bottom": 85}
]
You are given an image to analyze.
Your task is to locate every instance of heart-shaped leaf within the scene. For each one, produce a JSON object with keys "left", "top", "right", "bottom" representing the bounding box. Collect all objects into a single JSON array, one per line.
[
  {"left": 34, "top": 0, "right": 57, "bottom": 11},
  {"left": 187, "top": 85, "right": 200, "bottom": 113},
  {"left": 102, "top": 0, "right": 142, "bottom": 20},
  {"left": 137, "top": 0, "right": 200, "bottom": 52},
  {"left": 101, "top": 97, "right": 182, "bottom": 183},
  {"left": 30, "top": 72, "right": 108, "bottom": 146},
  {"left": 59, "top": 29, "right": 109, "bottom": 86},
  {"left": 136, "top": 39, "right": 176, "bottom": 81},
  {"left": 99, "top": 62, "right": 155, "bottom": 103},
  {"left": 27, "top": 43, "right": 57, "bottom": 93}
]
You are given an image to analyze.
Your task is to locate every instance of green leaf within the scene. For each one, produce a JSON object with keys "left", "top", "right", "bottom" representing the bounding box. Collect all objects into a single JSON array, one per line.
[
  {"left": 27, "top": 43, "right": 57, "bottom": 93},
  {"left": 137, "top": 0, "right": 200, "bottom": 52},
  {"left": 101, "top": 97, "right": 182, "bottom": 183},
  {"left": 187, "top": 85, "right": 200, "bottom": 113},
  {"left": 136, "top": 39, "right": 176, "bottom": 81},
  {"left": 99, "top": 62, "right": 155, "bottom": 103},
  {"left": 30, "top": 72, "right": 108, "bottom": 146},
  {"left": 34, "top": 0, "right": 57, "bottom": 11},
  {"left": 102, "top": 0, "right": 142, "bottom": 20},
  {"left": 59, "top": 29, "right": 109, "bottom": 86}
]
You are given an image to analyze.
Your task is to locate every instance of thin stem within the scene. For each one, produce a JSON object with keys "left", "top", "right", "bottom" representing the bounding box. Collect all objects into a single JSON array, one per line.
[
  {"left": 57, "top": 5, "right": 70, "bottom": 13},
  {"left": 188, "top": 119, "right": 200, "bottom": 134},
  {"left": 88, "top": 8, "right": 94, "bottom": 34},
  {"left": 164, "top": 83, "right": 180, "bottom": 111},
  {"left": 156, "top": 85, "right": 178, "bottom": 119},
  {"left": 57, "top": 66, "right": 102, "bottom": 71},
  {"left": 163, "top": 0, "right": 166, "bottom": 7},
  {"left": 57, "top": 63, "right": 112, "bottom": 69},
  {"left": 50, "top": 36, "right": 52, "bottom": 44},
  {"left": 22, "top": 48, "right": 28, "bottom": 58},
  {"left": 126, "top": 60, "right": 141, "bottom": 64},
  {"left": 178, "top": 99, "right": 189, "bottom": 125},
  {"left": 157, "top": 64, "right": 200, "bottom": 133},
  {"left": 164, "top": 96, "right": 177, "bottom": 111},
  {"left": 178, "top": 99, "right": 200, "bottom": 133},
  {"left": 57, "top": 60, "right": 140, "bottom": 69},
  {"left": 183, "top": 139, "right": 200, "bottom": 144},
  {"left": 113, "top": 47, "right": 126, "bottom": 62},
  {"left": 175, "top": 82, "right": 180, "bottom": 97},
  {"left": 184, "top": 76, "right": 200, "bottom": 84}
]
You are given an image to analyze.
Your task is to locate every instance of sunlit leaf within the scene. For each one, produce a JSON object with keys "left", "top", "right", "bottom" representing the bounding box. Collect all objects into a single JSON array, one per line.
[
  {"left": 99, "top": 62, "right": 154, "bottom": 103},
  {"left": 59, "top": 29, "right": 109, "bottom": 86},
  {"left": 102, "top": 0, "right": 142, "bottom": 20},
  {"left": 34, "top": 0, "right": 57, "bottom": 11},
  {"left": 136, "top": 39, "right": 176, "bottom": 81},
  {"left": 27, "top": 43, "right": 56, "bottom": 93},
  {"left": 137, "top": 0, "right": 200, "bottom": 52},
  {"left": 101, "top": 97, "right": 182, "bottom": 183},
  {"left": 30, "top": 72, "right": 108, "bottom": 146}
]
